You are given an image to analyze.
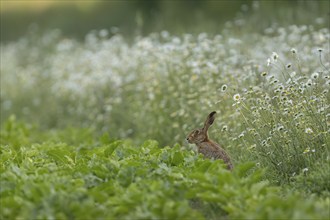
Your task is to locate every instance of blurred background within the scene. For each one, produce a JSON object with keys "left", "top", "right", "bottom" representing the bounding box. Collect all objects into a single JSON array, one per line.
[
  {"left": 1, "top": 0, "right": 329, "bottom": 42},
  {"left": 1, "top": 0, "right": 329, "bottom": 147}
]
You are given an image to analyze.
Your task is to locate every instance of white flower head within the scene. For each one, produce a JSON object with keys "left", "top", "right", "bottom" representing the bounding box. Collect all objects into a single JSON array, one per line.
[
  {"left": 311, "top": 72, "right": 319, "bottom": 79},
  {"left": 305, "top": 127, "right": 313, "bottom": 134},
  {"left": 271, "top": 52, "right": 279, "bottom": 62},
  {"left": 221, "top": 84, "right": 228, "bottom": 92},
  {"left": 306, "top": 79, "right": 313, "bottom": 87},
  {"left": 291, "top": 48, "right": 297, "bottom": 54},
  {"left": 286, "top": 63, "right": 292, "bottom": 69},
  {"left": 233, "top": 93, "right": 241, "bottom": 101}
]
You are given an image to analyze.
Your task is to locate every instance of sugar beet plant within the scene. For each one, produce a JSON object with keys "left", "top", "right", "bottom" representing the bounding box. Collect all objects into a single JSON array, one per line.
[{"left": 1, "top": 120, "right": 329, "bottom": 219}]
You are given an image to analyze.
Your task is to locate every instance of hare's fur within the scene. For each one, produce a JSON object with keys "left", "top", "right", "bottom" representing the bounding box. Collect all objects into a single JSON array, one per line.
[{"left": 187, "top": 111, "right": 233, "bottom": 170}]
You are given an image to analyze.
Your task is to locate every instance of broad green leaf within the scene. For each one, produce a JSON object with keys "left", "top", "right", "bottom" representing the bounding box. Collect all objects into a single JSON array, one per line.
[
  {"left": 46, "top": 149, "right": 72, "bottom": 165},
  {"left": 104, "top": 141, "right": 121, "bottom": 157},
  {"left": 171, "top": 151, "right": 184, "bottom": 166}
]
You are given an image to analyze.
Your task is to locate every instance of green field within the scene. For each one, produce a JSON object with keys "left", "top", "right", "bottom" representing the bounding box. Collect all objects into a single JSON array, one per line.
[
  {"left": 1, "top": 2, "right": 330, "bottom": 218},
  {"left": 1, "top": 118, "right": 329, "bottom": 219}
]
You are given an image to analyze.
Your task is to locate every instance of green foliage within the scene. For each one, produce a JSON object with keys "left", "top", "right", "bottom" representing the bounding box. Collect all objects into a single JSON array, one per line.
[
  {"left": 292, "top": 161, "right": 330, "bottom": 197},
  {"left": 0, "top": 126, "right": 329, "bottom": 219},
  {"left": 0, "top": 115, "right": 31, "bottom": 148}
]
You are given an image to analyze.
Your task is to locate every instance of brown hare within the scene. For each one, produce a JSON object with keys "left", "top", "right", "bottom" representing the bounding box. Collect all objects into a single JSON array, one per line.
[{"left": 186, "top": 111, "right": 233, "bottom": 170}]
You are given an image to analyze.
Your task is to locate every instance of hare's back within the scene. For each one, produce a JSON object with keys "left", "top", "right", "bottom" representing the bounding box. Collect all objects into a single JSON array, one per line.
[
  {"left": 214, "top": 146, "right": 231, "bottom": 162},
  {"left": 214, "top": 148, "right": 233, "bottom": 170},
  {"left": 198, "top": 142, "right": 226, "bottom": 159},
  {"left": 197, "top": 142, "right": 219, "bottom": 158},
  {"left": 198, "top": 141, "right": 233, "bottom": 170}
]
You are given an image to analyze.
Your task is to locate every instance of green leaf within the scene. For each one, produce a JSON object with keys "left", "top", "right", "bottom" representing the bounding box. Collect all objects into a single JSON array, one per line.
[
  {"left": 195, "top": 160, "right": 213, "bottom": 172},
  {"left": 250, "top": 181, "right": 269, "bottom": 195},
  {"left": 141, "top": 140, "right": 159, "bottom": 149},
  {"left": 46, "top": 149, "right": 72, "bottom": 165},
  {"left": 104, "top": 141, "right": 121, "bottom": 157},
  {"left": 171, "top": 151, "right": 184, "bottom": 166},
  {"left": 99, "top": 133, "right": 112, "bottom": 144}
]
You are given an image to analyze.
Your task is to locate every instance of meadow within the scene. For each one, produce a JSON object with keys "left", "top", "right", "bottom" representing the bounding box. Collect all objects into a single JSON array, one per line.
[{"left": 1, "top": 19, "right": 330, "bottom": 219}]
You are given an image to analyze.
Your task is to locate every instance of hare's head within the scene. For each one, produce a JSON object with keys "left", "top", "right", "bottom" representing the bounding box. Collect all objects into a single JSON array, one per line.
[{"left": 186, "top": 111, "right": 216, "bottom": 144}]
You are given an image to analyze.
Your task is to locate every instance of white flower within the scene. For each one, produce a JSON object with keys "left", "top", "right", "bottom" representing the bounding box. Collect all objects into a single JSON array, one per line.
[
  {"left": 271, "top": 79, "right": 279, "bottom": 84},
  {"left": 291, "top": 48, "right": 297, "bottom": 54},
  {"left": 221, "top": 84, "right": 228, "bottom": 92},
  {"left": 311, "top": 72, "right": 319, "bottom": 79},
  {"left": 233, "top": 93, "right": 241, "bottom": 101},
  {"left": 271, "top": 52, "right": 279, "bottom": 62},
  {"left": 302, "top": 168, "right": 309, "bottom": 173},
  {"left": 306, "top": 79, "right": 312, "bottom": 86},
  {"left": 305, "top": 128, "right": 313, "bottom": 134}
]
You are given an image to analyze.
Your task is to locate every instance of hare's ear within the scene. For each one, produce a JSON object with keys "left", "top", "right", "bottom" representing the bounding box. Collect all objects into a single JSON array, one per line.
[{"left": 202, "top": 111, "right": 217, "bottom": 133}]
